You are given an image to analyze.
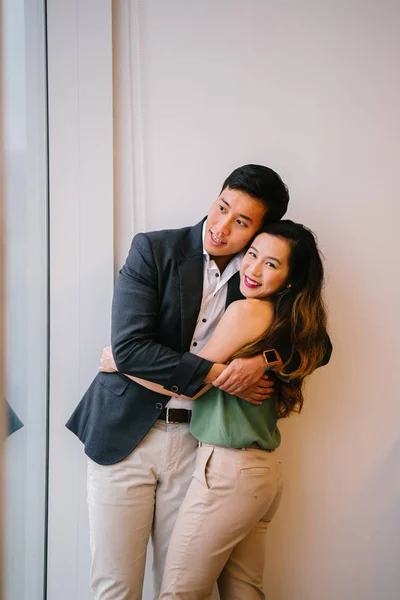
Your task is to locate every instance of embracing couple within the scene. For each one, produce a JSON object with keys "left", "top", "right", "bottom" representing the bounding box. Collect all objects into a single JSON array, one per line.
[{"left": 66, "top": 164, "right": 332, "bottom": 600}]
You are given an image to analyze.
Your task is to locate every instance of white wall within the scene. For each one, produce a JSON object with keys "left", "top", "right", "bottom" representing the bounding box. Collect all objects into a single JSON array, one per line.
[
  {"left": 46, "top": 2, "right": 113, "bottom": 599},
  {"left": 113, "top": 1, "right": 400, "bottom": 599}
]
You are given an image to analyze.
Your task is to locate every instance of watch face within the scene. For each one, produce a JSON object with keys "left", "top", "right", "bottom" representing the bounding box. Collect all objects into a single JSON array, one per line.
[{"left": 264, "top": 349, "right": 278, "bottom": 363}]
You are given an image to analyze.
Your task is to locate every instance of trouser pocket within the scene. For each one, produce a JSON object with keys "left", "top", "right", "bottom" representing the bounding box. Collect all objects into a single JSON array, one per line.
[{"left": 193, "top": 444, "right": 215, "bottom": 489}]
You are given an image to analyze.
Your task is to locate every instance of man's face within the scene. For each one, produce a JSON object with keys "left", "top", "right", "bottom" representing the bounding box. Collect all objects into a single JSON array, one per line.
[{"left": 204, "top": 187, "right": 266, "bottom": 266}]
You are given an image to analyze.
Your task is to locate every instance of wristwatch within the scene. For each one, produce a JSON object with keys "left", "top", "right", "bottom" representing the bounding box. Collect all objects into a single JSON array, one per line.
[{"left": 263, "top": 349, "right": 280, "bottom": 368}]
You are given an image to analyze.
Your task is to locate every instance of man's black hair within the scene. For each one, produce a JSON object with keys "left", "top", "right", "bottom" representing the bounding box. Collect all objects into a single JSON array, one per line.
[{"left": 221, "top": 164, "right": 289, "bottom": 224}]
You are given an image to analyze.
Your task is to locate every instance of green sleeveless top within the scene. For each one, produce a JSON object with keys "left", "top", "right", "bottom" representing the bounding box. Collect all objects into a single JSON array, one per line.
[{"left": 190, "top": 384, "right": 281, "bottom": 450}]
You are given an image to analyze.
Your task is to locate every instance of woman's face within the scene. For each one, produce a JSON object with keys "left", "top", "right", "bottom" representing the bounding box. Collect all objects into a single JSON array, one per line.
[{"left": 239, "top": 233, "right": 291, "bottom": 299}]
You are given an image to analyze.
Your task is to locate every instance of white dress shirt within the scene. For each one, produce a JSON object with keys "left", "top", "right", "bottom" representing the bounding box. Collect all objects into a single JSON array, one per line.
[{"left": 167, "top": 224, "right": 244, "bottom": 409}]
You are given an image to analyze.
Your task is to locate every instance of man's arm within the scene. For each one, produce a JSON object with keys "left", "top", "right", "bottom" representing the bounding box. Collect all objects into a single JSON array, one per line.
[
  {"left": 101, "top": 346, "right": 270, "bottom": 405},
  {"left": 105, "top": 293, "right": 276, "bottom": 404},
  {"left": 100, "top": 345, "right": 224, "bottom": 400},
  {"left": 111, "top": 233, "right": 213, "bottom": 398}
]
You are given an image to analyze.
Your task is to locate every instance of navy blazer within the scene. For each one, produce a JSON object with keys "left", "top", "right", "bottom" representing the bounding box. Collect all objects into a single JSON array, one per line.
[{"left": 66, "top": 219, "right": 244, "bottom": 465}]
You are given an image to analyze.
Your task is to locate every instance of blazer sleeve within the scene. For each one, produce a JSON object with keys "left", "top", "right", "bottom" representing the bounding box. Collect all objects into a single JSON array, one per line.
[{"left": 111, "top": 233, "right": 213, "bottom": 397}]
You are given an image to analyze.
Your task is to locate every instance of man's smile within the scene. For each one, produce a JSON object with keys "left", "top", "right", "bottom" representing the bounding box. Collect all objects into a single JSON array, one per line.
[{"left": 209, "top": 231, "right": 227, "bottom": 246}]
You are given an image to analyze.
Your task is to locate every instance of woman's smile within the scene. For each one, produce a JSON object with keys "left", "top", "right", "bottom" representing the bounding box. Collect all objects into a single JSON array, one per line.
[{"left": 243, "top": 275, "right": 262, "bottom": 288}]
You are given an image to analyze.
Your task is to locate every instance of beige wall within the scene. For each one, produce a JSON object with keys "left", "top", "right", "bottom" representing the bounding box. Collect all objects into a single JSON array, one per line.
[{"left": 114, "top": 1, "right": 400, "bottom": 599}]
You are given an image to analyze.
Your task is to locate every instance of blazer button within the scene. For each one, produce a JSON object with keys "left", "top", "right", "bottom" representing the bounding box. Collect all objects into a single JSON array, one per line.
[
  {"left": 171, "top": 385, "right": 179, "bottom": 393},
  {"left": 155, "top": 402, "right": 163, "bottom": 411}
]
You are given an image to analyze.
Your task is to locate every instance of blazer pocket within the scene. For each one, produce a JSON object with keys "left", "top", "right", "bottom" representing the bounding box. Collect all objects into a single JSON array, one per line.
[{"left": 98, "top": 372, "right": 130, "bottom": 396}]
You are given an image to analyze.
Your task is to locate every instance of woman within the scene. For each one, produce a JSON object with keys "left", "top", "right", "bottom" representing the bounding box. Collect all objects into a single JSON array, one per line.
[{"left": 100, "top": 219, "right": 328, "bottom": 599}]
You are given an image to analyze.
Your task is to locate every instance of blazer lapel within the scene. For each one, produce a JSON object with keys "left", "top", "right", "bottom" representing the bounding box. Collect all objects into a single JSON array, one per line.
[{"left": 178, "top": 220, "right": 205, "bottom": 351}]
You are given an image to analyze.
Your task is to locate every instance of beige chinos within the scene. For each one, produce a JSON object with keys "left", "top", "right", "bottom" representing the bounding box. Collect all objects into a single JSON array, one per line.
[
  {"left": 159, "top": 443, "right": 283, "bottom": 600},
  {"left": 87, "top": 421, "right": 198, "bottom": 600}
]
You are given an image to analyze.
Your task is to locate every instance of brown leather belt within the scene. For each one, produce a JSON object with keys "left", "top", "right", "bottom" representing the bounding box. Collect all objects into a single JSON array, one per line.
[{"left": 158, "top": 407, "right": 192, "bottom": 424}]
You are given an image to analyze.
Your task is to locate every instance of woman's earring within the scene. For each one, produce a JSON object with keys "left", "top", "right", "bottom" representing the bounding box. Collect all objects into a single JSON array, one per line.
[{"left": 287, "top": 283, "right": 292, "bottom": 289}]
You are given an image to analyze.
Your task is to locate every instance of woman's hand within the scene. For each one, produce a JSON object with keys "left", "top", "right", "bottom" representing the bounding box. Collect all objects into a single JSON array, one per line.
[{"left": 99, "top": 345, "right": 117, "bottom": 372}]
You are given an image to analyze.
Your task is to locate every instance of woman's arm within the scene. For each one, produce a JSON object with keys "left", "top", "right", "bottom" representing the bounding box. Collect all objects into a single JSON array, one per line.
[{"left": 196, "top": 299, "right": 273, "bottom": 363}]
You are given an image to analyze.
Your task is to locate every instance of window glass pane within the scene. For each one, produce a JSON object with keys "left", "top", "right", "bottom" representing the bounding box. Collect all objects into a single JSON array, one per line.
[{"left": 2, "top": 0, "right": 48, "bottom": 598}]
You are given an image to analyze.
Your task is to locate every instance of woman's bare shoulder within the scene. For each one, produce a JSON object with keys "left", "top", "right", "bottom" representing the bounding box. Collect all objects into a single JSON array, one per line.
[
  {"left": 223, "top": 300, "right": 274, "bottom": 337},
  {"left": 200, "top": 298, "right": 275, "bottom": 361},
  {"left": 227, "top": 299, "right": 274, "bottom": 319}
]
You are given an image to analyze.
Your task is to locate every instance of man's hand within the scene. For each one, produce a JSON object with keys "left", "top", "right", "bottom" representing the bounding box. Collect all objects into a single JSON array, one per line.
[
  {"left": 99, "top": 345, "right": 117, "bottom": 373},
  {"left": 212, "top": 355, "right": 269, "bottom": 395},
  {"left": 235, "top": 377, "right": 275, "bottom": 405}
]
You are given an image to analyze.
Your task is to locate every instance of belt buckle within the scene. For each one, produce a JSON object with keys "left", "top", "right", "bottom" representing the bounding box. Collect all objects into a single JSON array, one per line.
[{"left": 165, "top": 408, "right": 177, "bottom": 424}]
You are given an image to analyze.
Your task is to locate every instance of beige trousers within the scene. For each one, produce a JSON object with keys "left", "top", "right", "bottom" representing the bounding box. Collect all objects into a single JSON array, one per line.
[
  {"left": 87, "top": 421, "right": 198, "bottom": 600},
  {"left": 159, "top": 443, "right": 283, "bottom": 600}
]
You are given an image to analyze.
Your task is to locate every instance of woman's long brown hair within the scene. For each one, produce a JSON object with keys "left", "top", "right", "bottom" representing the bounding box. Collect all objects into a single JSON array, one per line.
[{"left": 231, "top": 220, "right": 328, "bottom": 418}]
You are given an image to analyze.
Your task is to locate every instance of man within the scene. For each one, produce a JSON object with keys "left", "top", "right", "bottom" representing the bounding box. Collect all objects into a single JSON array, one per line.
[{"left": 66, "top": 164, "right": 331, "bottom": 599}]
